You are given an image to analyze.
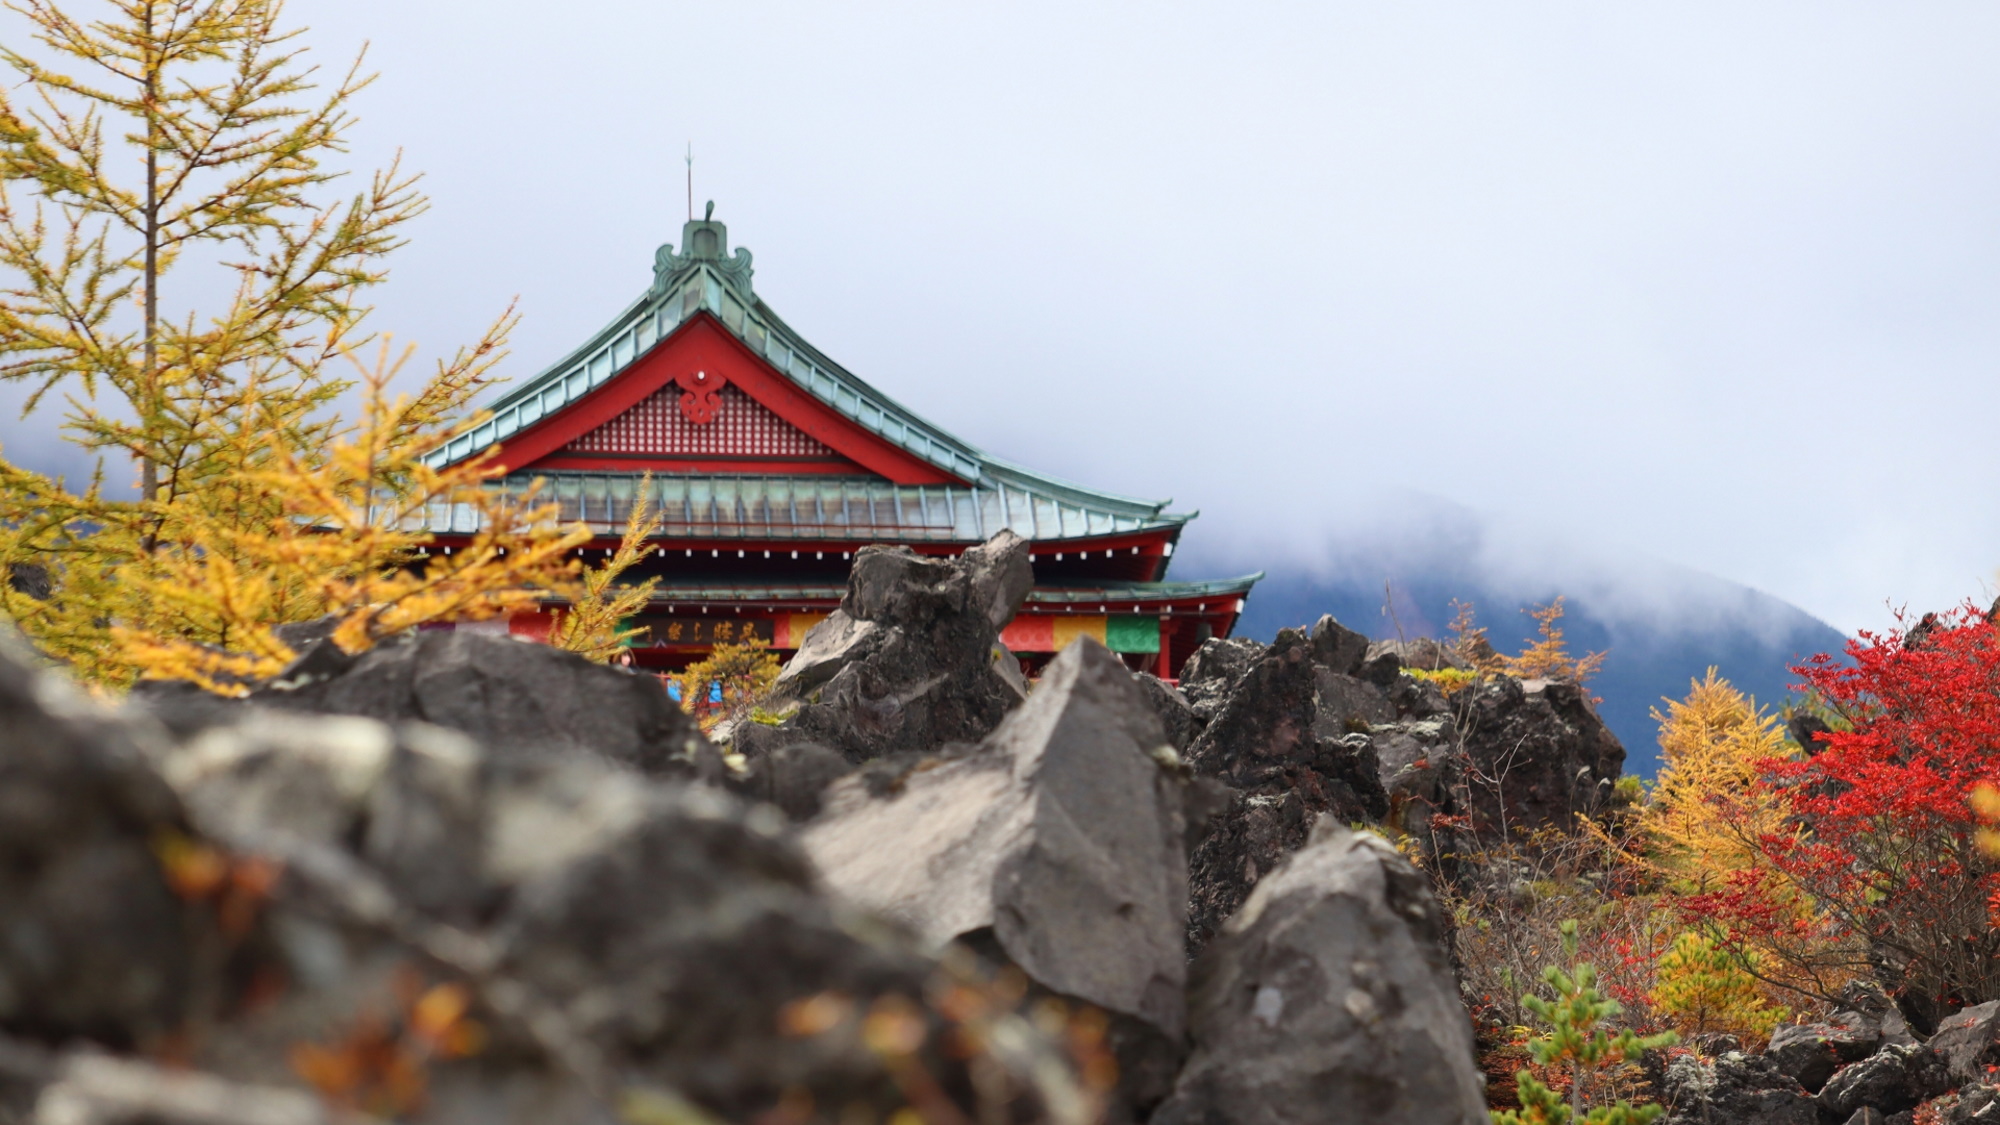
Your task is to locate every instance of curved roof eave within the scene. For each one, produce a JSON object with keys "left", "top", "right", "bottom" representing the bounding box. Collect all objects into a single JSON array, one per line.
[{"left": 431, "top": 258, "right": 1176, "bottom": 523}]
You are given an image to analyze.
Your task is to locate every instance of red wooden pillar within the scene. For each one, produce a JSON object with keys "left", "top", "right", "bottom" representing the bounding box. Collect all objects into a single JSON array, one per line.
[{"left": 1156, "top": 616, "right": 1173, "bottom": 681}]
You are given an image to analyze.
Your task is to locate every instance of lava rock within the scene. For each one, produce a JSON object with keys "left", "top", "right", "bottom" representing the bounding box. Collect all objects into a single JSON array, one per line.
[
  {"left": 1178, "top": 637, "right": 1267, "bottom": 722},
  {"left": 1133, "top": 672, "right": 1200, "bottom": 751},
  {"left": 0, "top": 630, "right": 205, "bottom": 1048},
  {"left": 147, "top": 630, "right": 719, "bottom": 780},
  {"left": 754, "top": 533, "right": 1034, "bottom": 762},
  {"left": 1454, "top": 675, "right": 1626, "bottom": 835},
  {"left": 1932, "top": 1001, "right": 2000, "bottom": 1086},
  {"left": 726, "top": 739, "right": 854, "bottom": 821},
  {"left": 29, "top": 1054, "right": 352, "bottom": 1125},
  {"left": 1183, "top": 630, "right": 1389, "bottom": 953},
  {"left": 1932, "top": 1083, "right": 2000, "bottom": 1124},
  {"left": 1767, "top": 1023, "right": 1844, "bottom": 1093},
  {"left": 1152, "top": 819, "right": 1486, "bottom": 1125},
  {"left": 1818, "top": 1044, "right": 1953, "bottom": 1121},
  {"left": 1309, "top": 668, "right": 1395, "bottom": 736},
  {"left": 1660, "top": 1050, "right": 1816, "bottom": 1125},
  {"left": 1306, "top": 615, "right": 1369, "bottom": 677},
  {"left": 801, "top": 638, "right": 1190, "bottom": 1117}
]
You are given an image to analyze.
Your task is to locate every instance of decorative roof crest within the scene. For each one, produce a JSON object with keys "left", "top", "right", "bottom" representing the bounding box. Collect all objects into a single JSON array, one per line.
[{"left": 653, "top": 205, "right": 753, "bottom": 297}]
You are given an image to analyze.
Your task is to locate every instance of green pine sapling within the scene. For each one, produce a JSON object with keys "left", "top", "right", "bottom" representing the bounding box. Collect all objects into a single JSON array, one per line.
[{"left": 1492, "top": 920, "right": 1678, "bottom": 1125}]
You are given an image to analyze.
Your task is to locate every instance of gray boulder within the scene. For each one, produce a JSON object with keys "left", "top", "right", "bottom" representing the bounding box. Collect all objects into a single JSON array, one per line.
[
  {"left": 0, "top": 631, "right": 205, "bottom": 1049},
  {"left": 1818, "top": 1044, "right": 1953, "bottom": 1121},
  {"left": 1768, "top": 1023, "right": 1845, "bottom": 1094},
  {"left": 723, "top": 739, "right": 853, "bottom": 821},
  {"left": 140, "top": 630, "right": 716, "bottom": 781},
  {"left": 1133, "top": 673, "right": 1200, "bottom": 751},
  {"left": 1933, "top": 1001, "right": 2000, "bottom": 1085},
  {"left": 29, "top": 1054, "right": 357, "bottom": 1125},
  {"left": 1767, "top": 1011, "right": 1887, "bottom": 1095},
  {"left": 1932, "top": 1083, "right": 2000, "bottom": 1124},
  {"left": 1152, "top": 819, "right": 1485, "bottom": 1125},
  {"left": 800, "top": 638, "right": 1190, "bottom": 1117},
  {"left": 751, "top": 532, "right": 1034, "bottom": 762},
  {"left": 1660, "top": 1051, "right": 1816, "bottom": 1125}
]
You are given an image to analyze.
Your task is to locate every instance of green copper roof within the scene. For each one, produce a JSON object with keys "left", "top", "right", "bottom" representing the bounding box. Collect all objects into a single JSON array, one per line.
[
  {"left": 608, "top": 575, "right": 1263, "bottom": 608},
  {"left": 425, "top": 471, "right": 1189, "bottom": 543},
  {"left": 431, "top": 218, "right": 1172, "bottom": 521}
]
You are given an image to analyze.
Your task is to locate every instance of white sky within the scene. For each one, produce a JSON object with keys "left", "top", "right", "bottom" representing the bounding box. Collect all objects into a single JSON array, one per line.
[{"left": 11, "top": 1, "right": 2000, "bottom": 634}]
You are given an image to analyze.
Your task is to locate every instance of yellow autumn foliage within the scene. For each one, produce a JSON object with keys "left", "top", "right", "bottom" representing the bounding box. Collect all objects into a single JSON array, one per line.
[
  {"left": 0, "top": 1, "right": 595, "bottom": 691},
  {"left": 1641, "top": 669, "right": 1791, "bottom": 886},
  {"left": 1648, "top": 930, "right": 1786, "bottom": 1046},
  {"left": 553, "top": 473, "right": 662, "bottom": 663}
]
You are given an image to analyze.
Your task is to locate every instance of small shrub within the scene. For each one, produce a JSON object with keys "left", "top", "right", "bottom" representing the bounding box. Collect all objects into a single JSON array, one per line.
[
  {"left": 1648, "top": 931, "right": 1786, "bottom": 1046},
  {"left": 1492, "top": 920, "right": 1677, "bottom": 1125}
]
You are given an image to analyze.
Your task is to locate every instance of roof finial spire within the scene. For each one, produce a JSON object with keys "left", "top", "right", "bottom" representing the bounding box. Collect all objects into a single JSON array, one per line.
[
  {"left": 705, "top": 200, "right": 714, "bottom": 221},
  {"left": 685, "top": 143, "right": 693, "bottom": 223}
]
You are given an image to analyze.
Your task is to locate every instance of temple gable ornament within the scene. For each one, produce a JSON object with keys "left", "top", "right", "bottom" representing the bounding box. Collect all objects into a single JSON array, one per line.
[{"left": 675, "top": 369, "right": 726, "bottom": 424}]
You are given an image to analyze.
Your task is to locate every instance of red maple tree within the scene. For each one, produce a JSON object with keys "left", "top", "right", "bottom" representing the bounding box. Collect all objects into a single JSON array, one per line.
[{"left": 1689, "top": 604, "right": 2000, "bottom": 1031}]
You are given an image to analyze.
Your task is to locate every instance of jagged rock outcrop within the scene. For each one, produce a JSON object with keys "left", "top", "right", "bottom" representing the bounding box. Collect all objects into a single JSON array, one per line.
[
  {"left": 1660, "top": 1050, "right": 1817, "bottom": 1125},
  {"left": 1182, "top": 629, "right": 1390, "bottom": 952},
  {"left": 801, "top": 638, "right": 1190, "bottom": 1119},
  {"left": 746, "top": 532, "right": 1033, "bottom": 764},
  {"left": 1153, "top": 819, "right": 1486, "bottom": 1125},
  {"left": 135, "top": 630, "right": 717, "bottom": 781},
  {"left": 1177, "top": 637, "right": 1267, "bottom": 723},
  {"left": 1454, "top": 675, "right": 1625, "bottom": 836}
]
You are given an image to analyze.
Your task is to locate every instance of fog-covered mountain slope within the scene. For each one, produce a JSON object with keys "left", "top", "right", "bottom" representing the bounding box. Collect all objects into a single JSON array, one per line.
[{"left": 1174, "top": 498, "right": 1847, "bottom": 777}]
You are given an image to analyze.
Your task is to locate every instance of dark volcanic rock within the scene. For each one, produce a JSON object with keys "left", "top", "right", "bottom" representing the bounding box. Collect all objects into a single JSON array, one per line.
[
  {"left": 1133, "top": 672, "right": 1200, "bottom": 751},
  {"left": 1817, "top": 1044, "right": 1953, "bottom": 1121},
  {"left": 1178, "top": 636, "right": 1267, "bottom": 722},
  {"left": 0, "top": 631, "right": 206, "bottom": 1049},
  {"left": 1306, "top": 615, "right": 1369, "bottom": 677},
  {"left": 751, "top": 532, "right": 1034, "bottom": 763},
  {"left": 1768, "top": 1010, "right": 1887, "bottom": 1094},
  {"left": 1932, "top": 1001, "right": 2000, "bottom": 1086},
  {"left": 1933, "top": 1083, "right": 2000, "bottom": 1124},
  {"left": 138, "top": 630, "right": 717, "bottom": 780},
  {"left": 1661, "top": 1051, "right": 1816, "bottom": 1125},
  {"left": 161, "top": 709, "right": 1078, "bottom": 1122},
  {"left": 1768, "top": 1023, "right": 1844, "bottom": 1094},
  {"left": 725, "top": 739, "right": 853, "bottom": 821},
  {"left": 1183, "top": 630, "right": 1389, "bottom": 953},
  {"left": 1309, "top": 668, "right": 1395, "bottom": 736},
  {"left": 1455, "top": 675, "right": 1625, "bottom": 835},
  {"left": 801, "top": 639, "right": 1190, "bottom": 1119},
  {"left": 1153, "top": 819, "right": 1486, "bottom": 1125},
  {"left": 29, "top": 1054, "right": 350, "bottom": 1124}
]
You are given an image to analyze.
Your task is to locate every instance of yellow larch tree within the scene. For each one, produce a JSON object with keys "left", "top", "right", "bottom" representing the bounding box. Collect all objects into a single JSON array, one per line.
[
  {"left": 0, "top": 0, "right": 587, "bottom": 691},
  {"left": 1504, "top": 597, "right": 1606, "bottom": 684},
  {"left": 1642, "top": 668, "right": 1791, "bottom": 885},
  {"left": 553, "top": 473, "right": 661, "bottom": 663}
]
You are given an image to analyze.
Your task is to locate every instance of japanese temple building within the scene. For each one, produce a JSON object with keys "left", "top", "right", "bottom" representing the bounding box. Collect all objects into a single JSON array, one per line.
[{"left": 428, "top": 215, "right": 1260, "bottom": 679}]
